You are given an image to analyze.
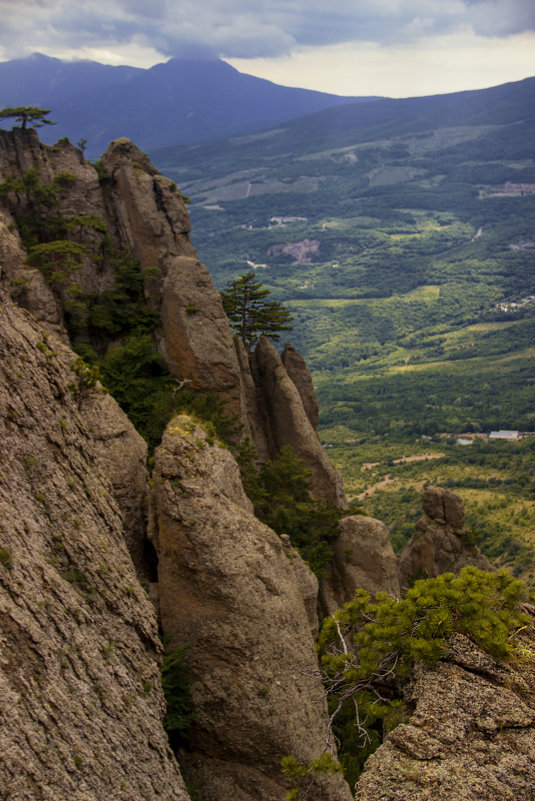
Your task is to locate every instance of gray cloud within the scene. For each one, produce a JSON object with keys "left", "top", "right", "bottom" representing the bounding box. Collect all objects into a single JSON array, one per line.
[{"left": 0, "top": 0, "right": 533, "bottom": 62}]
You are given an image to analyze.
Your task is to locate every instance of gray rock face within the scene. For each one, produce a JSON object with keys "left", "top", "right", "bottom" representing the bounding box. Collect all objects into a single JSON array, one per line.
[
  {"left": 421, "top": 486, "right": 465, "bottom": 529},
  {"left": 398, "top": 487, "right": 492, "bottom": 590},
  {"left": 0, "top": 130, "right": 345, "bottom": 507},
  {"left": 152, "top": 415, "right": 352, "bottom": 801},
  {"left": 282, "top": 342, "right": 319, "bottom": 429},
  {"left": 320, "top": 515, "right": 400, "bottom": 616},
  {"left": 252, "top": 336, "right": 347, "bottom": 507},
  {"left": 0, "top": 301, "right": 189, "bottom": 801},
  {"left": 83, "top": 390, "right": 150, "bottom": 579},
  {"left": 354, "top": 621, "right": 535, "bottom": 801},
  {"left": 160, "top": 255, "right": 243, "bottom": 420},
  {"left": 280, "top": 534, "right": 320, "bottom": 638}
]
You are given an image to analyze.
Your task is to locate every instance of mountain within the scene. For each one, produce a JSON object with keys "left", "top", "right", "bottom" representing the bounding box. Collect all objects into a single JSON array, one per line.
[
  {"left": 150, "top": 76, "right": 535, "bottom": 431},
  {"left": 0, "top": 52, "right": 374, "bottom": 157},
  {"left": 0, "top": 129, "right": 533, "bottom": 800},
  {"left": 150, "top": 75, "right": 535, "bottom": 575}
]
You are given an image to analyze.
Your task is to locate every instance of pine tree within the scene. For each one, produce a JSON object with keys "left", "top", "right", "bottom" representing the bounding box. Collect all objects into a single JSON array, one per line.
[
  {"left": 220, "top": 271, "right": 293, "bottom": 352},
  {"left": 0, "top": 107, "right": 56, "bottom": 130}
]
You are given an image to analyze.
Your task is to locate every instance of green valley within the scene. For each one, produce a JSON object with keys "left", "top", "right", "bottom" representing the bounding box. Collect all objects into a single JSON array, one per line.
[{"left": 151, "top": 77, "right": 535, "bottom": 582}]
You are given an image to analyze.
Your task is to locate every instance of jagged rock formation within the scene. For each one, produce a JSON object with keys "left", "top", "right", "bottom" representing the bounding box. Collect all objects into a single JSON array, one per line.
[
  {"left": 0, "top": 128, "right": 353, "bottom": 801},
  {"left": 4, "top": 129, "right": 532, "bottom": 801},
  {"left": 84, "top": 390, "right": 151, "bottom": 579},
  {"left": 354, "top": 618, "right": 535, "bottom": 800},
  {"left": 151, "top": 415, "right": 352, "bottom": 801},
  {"left": 0, "top": 128, "right": 343, "bottom": 505},
  {"left": 398, "top": 487, "right": 493, "bottom": 590},
  {"left": 320, "top": 516, "right": 401, "bottom": 615},
  {"left": 0, "top": 301, "right": 189, "bottom": 800},
  {"left": 281, "top": 342, "right": 319, "bottom": 429},
  {"left": 250, "top": 336, "right": 346, "bottom": 506}
]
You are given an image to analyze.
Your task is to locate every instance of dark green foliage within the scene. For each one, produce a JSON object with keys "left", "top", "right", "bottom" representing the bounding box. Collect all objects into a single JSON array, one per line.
[
  {"left": 220, "top": 271, "right": 293, "bottom": 351},
  {"left": 0, "top": 106, "right": 56, "bottom": 130},
  {"left": 247, "top": 445, "right": 343, "bottom": 577},
  {"left": 281, "top": 752, "right": 343, "bottom": 801},
  {"left": 0, "top": 547, "right": 13, "bottom": 570},
  {"left": 91, "top": 160, "right": 112, "bottom": 183},
  {"left": 97, "top": 332, "right": 239, "bottom": 453},
  {"left": 160, "top": 643, "right": 195, "bottom": 748},
  {"left": 316, "top": 567, "right": 529, "bottom": 785},
  {"left": 27, "top": 239, "right": 88, "bottom": 289},
  {"left": 71, "top": 251, "right": 159, "bottom": 341},
  {"left": 321, "top": 567, "right": 527, "bottom": 670},
  {"left": 69, "top": 356, "right": 100, "bottom": 409},
  {"left": 98, "top": 334, "right": 175, "bottom": 452}
]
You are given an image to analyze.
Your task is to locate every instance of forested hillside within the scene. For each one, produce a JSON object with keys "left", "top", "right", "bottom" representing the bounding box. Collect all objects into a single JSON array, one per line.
[{"left": 152, "top": 77, "right": 535, "bottom": 582}]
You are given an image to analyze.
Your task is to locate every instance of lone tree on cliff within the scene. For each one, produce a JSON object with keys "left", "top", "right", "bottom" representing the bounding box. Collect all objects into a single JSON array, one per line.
[
  {"left": 220, "top": 271, "right": 293, "bottom": 352},
  {"left": 0, "top": 106, "right": 56, "bottom": 130}
]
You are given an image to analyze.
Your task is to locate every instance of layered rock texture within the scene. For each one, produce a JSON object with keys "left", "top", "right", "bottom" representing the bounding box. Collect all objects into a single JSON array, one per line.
[
  {"left": 0, "top": 127, "right": 345, "bottom": 504},
  {"left": 354, "top": 618, "right": 535, "bottom": 800},
  {"left": 0, "top": 302, "right": 189, "bottom": 800},
  {"left": 0, "top": 130, "right": 350, "bottom": 801},
  {"left": 398, "top": 486, "right": 493, "bottom": 590}
]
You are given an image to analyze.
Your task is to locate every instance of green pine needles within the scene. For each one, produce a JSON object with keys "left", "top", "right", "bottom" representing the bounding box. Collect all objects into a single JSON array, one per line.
[
  {"left": 284, "top": 567, "right": 530, "bottom": 798},
  {"left": 318, "top": 567, "right": 528, "bottom": 678},
  {"left": 220, "top": 271, "right": 293, "bottom": 352}
]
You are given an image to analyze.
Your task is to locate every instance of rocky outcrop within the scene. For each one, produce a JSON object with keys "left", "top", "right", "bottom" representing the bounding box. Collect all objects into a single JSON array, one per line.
[
  {"left": 320, "top": 515, "right": 400, "bottom": 616},
  {"left": 251, "top": 336, "right": 346, "bottom": 506},
  {"left": 83, "top": 390, "right": 151, "bottom": 580},
  {"left": 160, "top": 255, "right": 244, "bottom": 418},
  {"left": 0, "top": 300, "right": 189, "bottom": 800},
  {"left": 398, "top": 487, "right": 493, "bottom": 590},
  {"left": 152, "top": 415, "right": 352, "bottom": 801},
  {"left": 354, "top": 618, "right": 535, "bottom": 800},
  {"left": 280, "top": 534, "right": 320, "bottom": 638},
  {"left": 0, "top": 131, "right": 361, "bottom": 799},
  {"left": 282, "top": 343, "right": 319, "bottom": 429},
  {"left": 0, "top": 131, "right": 343, "bottom": 505}
]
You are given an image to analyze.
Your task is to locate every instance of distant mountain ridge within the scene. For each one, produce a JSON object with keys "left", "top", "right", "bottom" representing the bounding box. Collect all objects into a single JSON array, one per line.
[{"left": 0, "top": 52, "right": 375, "bottom": 157}]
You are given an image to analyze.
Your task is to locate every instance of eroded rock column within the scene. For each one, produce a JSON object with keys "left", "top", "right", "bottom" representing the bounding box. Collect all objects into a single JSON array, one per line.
[{"left": 152, "top": 414, "right": 353, "bottom": 801}]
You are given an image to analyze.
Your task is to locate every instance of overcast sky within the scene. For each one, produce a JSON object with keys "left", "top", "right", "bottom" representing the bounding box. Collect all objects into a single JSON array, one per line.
[{"left": 0, "top": 0, "right": 534, "bottom": 97}]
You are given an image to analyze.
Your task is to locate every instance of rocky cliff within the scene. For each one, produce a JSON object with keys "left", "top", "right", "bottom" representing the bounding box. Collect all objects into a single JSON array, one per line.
[
  {"left": 152, "top": 415, "right": 351, "bottom": 801},
  {"left": 0, "top": 130, "right": 353, "bottom": 800},
  {"left": 0, "top": 128, "right": 346, "bottom": 507},
  {"left": 0, "top": 301, "right": 189, "bottom": 800},
  {"left": 1, "top": 128, "right": 533, "bottom": 801}
]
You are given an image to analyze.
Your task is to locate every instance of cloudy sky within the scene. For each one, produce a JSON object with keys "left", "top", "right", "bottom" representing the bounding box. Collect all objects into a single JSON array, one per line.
[{"left": 0, "top": 0, "right": 534, "bottom": 97}]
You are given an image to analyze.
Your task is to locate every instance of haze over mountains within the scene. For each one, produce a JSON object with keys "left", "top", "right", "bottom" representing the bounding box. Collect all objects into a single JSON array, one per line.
[{"left": 0, "top": 53, "right": 372, "bottom": 157}]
